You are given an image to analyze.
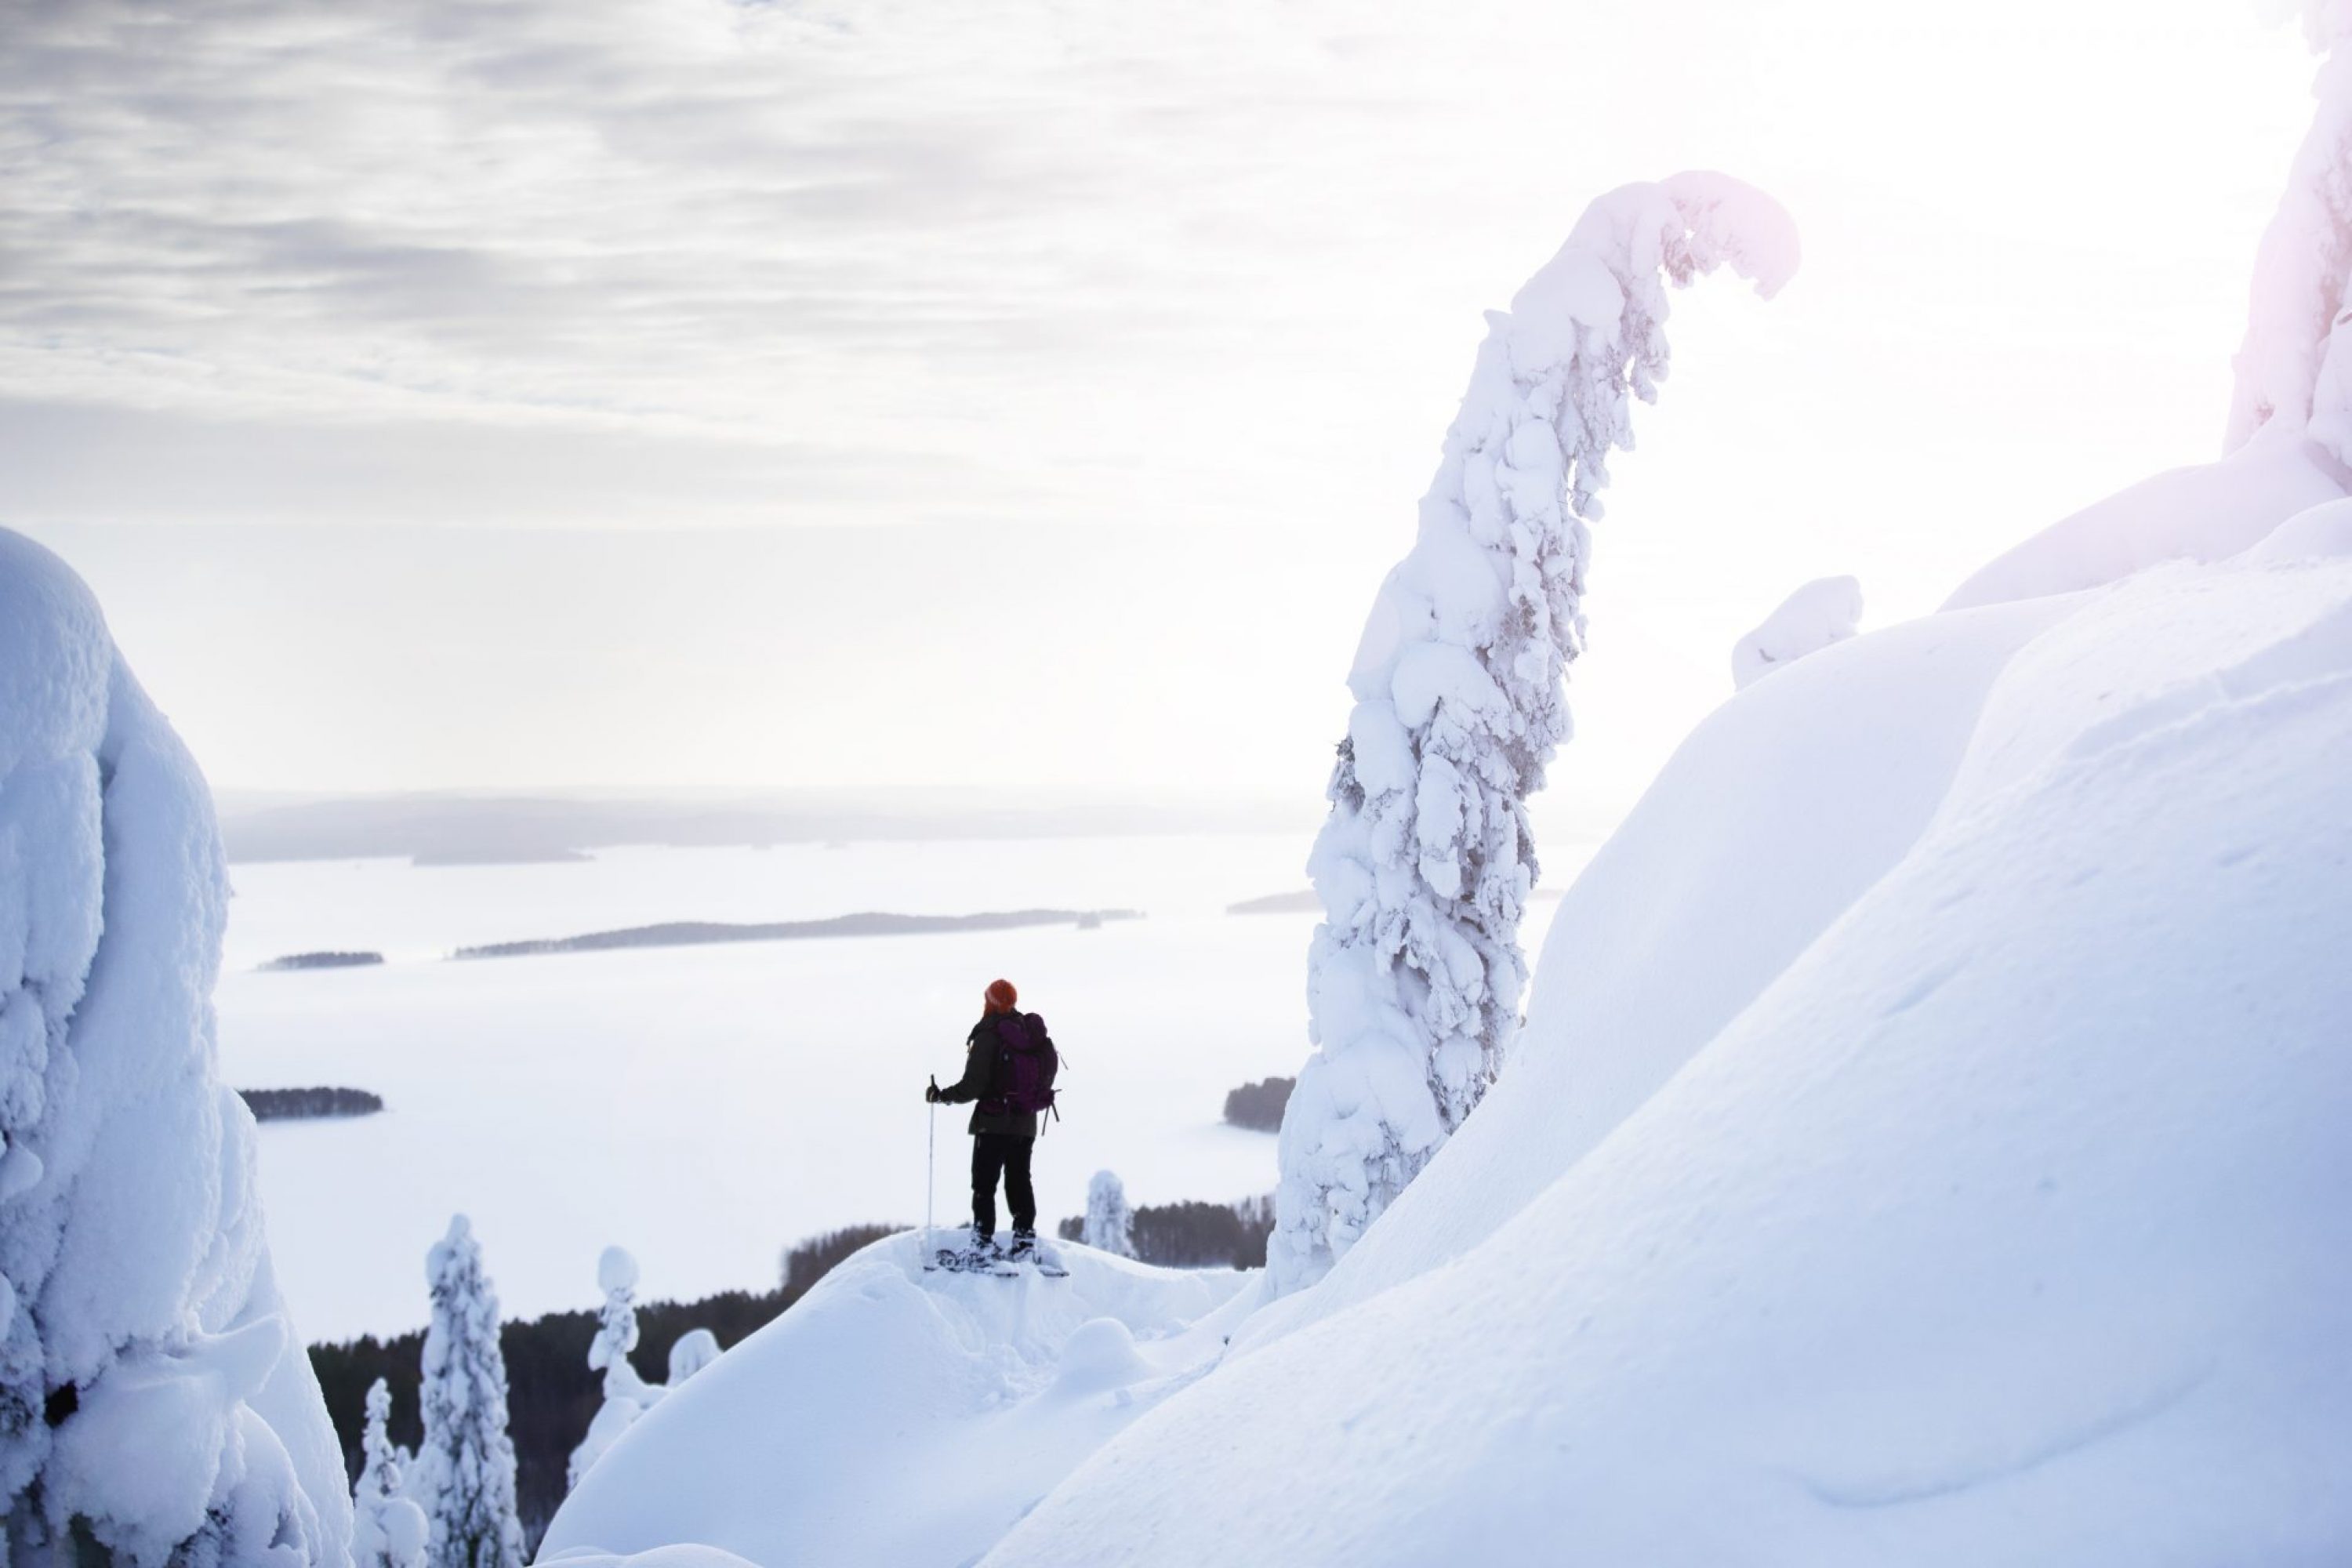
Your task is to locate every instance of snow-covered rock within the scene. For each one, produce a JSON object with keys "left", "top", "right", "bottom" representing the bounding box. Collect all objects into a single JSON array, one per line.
[
  {"left": 542, "top": 1235, "right": 1250, "bottom": 1568},
  {"left": 1730, "top": 575, "right": 1863, "bottom": 688},
  {"left": 0, "top": 530, "right": 348, "bottom": 1563}
]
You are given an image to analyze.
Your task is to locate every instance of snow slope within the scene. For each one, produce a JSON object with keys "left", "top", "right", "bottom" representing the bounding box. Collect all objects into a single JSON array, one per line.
[
  {"left": 0, "top": 532, "right": 347, "bottom": 1563},
  {"left": 983, "top": 538, "right": 2352, "bottom": 1566},
  {"left": 1942, "top": 420, "right": 2343, "bottom": 610},
  {"left": 538, "top": 481, "right": 2352, "bottom": 1564},
  {"left": 543, "top": 1236, "right": 1250, "bottom": 1568}
]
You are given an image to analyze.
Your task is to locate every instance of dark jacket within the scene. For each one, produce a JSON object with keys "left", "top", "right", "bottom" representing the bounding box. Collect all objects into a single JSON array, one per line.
[{"left": 938, "top": 1013, "right": 1040, "bottom": 1138}]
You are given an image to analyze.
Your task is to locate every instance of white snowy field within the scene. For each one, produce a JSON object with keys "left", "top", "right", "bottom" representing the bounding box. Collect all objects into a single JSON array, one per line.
[{"left": 216, "top": 834, "right": 1578, "bottom": 1342}]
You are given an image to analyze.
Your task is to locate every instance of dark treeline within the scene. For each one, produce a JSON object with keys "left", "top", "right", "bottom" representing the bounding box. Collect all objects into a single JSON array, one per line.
[
  {"left": 1058, "top": 1195, "right": 1276, "bottom": 1269},
  {"left": 260, "top": 950, "right": 385, "bottom": 971},
  {"left": 312, "top": 1223, "right": 899, "bottom": 1549},
  {"left": 239, "top": 1087, "right": 384, "bottom": 1121},
  {"left": 1222, "top": 1076, "right": 1294, "bottom": 1132}
]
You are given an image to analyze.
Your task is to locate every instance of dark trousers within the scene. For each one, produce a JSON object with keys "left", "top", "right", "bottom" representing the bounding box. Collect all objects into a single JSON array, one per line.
[{"left": 971, "top": 1133, "right": 1036, "bottom": 1237}]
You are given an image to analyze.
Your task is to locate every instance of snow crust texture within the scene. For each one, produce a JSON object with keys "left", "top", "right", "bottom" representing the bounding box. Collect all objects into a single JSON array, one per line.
[
  {"left": 0, "top": 531, "right": 348, "bottom": 1565},
  {"left": 1276, "top": 172, "right": 1797, "bottom": 1291}
]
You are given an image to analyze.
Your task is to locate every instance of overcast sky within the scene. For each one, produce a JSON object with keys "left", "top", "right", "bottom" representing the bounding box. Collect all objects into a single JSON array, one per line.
[{"left": 0, "top": 0, "right": 2320, "bottom": 832}]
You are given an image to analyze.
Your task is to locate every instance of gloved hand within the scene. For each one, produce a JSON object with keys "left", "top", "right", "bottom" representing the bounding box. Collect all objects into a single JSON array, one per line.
[{"left": 924, "top": 1082, "right": 942, "bottom": 1103}]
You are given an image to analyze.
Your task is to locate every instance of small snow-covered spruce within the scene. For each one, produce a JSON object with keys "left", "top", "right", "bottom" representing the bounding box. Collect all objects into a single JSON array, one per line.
[
  {"left": 1082, "top": 1171, "right": 1137, "bottom": 1258},
  {"left": 2229, "top": 2, "right": 2352, "bottom": 456},
  {"left": 1271, "top": 173, "right": 1798, "bottom": 1294},
  {"left": 354, "top": 1378, "right": 411, "bottom": 1568},
  {"left": 568, "top": 1246, "right": 656, "bottom": 1490},
  {"left": 379, "top": 1499, "right": 431, "bottom": 1568},
  {"left": 666, "top": 1327, "right": 720, "bottom": 1385},
  {"left": 416, "top": 1215, "right": 524, "bottom": 1568}
]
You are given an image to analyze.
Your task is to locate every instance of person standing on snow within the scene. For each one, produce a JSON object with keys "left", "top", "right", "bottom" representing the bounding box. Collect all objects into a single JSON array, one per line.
[{"left": 927, "top": 978, "right": 1058, "bottom": 1258}]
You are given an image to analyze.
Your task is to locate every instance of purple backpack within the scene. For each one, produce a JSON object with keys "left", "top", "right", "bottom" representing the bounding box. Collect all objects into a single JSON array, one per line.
[{"left": 985, "top": 1011, "right": 1060, "bottom": 1120}]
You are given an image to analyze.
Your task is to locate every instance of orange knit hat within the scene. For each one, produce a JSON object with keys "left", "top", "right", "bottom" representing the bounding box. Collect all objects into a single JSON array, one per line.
[{"left": 984, "top": 978, "right": 1018, "bottom": 1014}]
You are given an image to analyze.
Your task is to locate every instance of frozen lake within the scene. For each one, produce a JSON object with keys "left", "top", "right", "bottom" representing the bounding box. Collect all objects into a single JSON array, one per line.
[{"left": 218, "top": 833, "right": 1577, "bottom": 1341}]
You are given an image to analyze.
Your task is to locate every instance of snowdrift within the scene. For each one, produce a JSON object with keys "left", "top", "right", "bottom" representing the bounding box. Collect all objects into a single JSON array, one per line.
[
  {"left": 542, "top": 1236, "right": 1250, "bottom": 1567},
  {"left": 0, "top": 532, "right": 349, "bottom": 1562}
]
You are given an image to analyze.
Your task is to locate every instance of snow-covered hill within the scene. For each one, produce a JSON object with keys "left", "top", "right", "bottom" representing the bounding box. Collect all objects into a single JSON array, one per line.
[
  {"left": 541, "top": 1236, "right": 1251, "bottom": 1567},
  {"left": 543, "top": 448, "right": 2352, "bottom": 1563}
]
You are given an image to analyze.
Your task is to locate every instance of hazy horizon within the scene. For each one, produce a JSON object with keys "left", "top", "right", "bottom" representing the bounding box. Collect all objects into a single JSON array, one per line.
[{"left": 5, "top": 0, "right": 2321, "bottom": 818}]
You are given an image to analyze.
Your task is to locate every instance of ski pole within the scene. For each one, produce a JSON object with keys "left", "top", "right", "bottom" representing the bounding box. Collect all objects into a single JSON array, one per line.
[{"left": 926, "top": 1076, "right": 938, "bottom": 1247}]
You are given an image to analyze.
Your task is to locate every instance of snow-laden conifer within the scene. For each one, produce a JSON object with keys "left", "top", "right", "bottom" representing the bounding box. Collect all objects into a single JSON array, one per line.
[
  {"left": 666, "top": 1328, "right": 720, "bottom": 1385},
  {"left": 0, "top": 532, "right": 349, "bottom": 1563},
  {"left": 416, "top": 1215, "right": 524, "bottom": 1568},
  {"left": 354, "top": 1378, "right": 412, "bottom": 1568},
  {"left": 2230, "top": 2, "right": 2352, "bottom": 456},
  {"left": 568, "top": 1246, "right": 655, "bottom": 1490},
  {"left": 1082, "top": 1171, "right": 1137, "bottom": 1258},
  {"left": 1270, "top": 173, "right": 1797, "bottom": 1293},
  {"left": 380, "top": 1499, "right": 431, "bottom": 1568}
]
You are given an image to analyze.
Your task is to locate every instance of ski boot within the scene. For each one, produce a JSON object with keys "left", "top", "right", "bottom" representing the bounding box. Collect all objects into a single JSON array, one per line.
[{"left": 1005, "top": 1229, "right": 1069, "bottom": 1278}]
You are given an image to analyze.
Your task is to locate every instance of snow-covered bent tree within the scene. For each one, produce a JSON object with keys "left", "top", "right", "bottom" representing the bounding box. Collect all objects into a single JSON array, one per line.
[
  {"left": 1272, "top": 174, "right": 1798, "bottom": 1292},
  {"left": 2229, "top": 1, "right": 2352, "bottom": 477},
  {"left": 0, "top": 532, "right": 350, "bottom": 1563}
]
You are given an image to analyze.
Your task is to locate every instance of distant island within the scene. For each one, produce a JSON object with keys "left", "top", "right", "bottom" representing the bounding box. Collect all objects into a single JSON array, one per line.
[
  {"left": 1223, "top": 1076, "right": 1295, "bottom": 1132},
  {"left": 453, "top": 908, "right": 1142, "bottom": 960},
  {"left": 260, "top": 950, "right": 385, "bottom": 972},
  {"left": 240, "top": 1087, "right": 384, "bottom": 1121},
  {"left": 1226, "top": 890, "right": 1322, "bottom": 915}
]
